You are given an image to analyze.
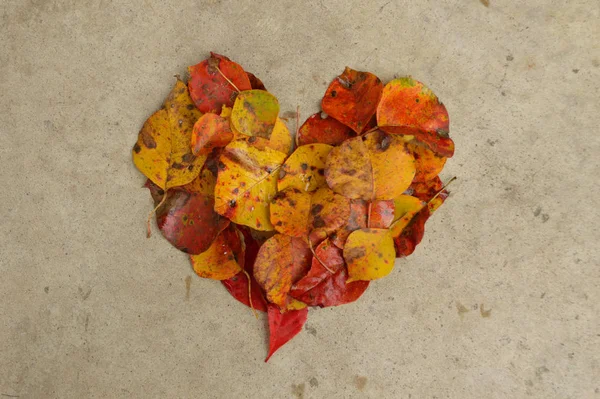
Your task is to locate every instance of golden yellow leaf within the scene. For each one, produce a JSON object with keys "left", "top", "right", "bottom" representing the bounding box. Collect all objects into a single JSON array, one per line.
[
  {"left": 231, "top": 90, "right": 280, "bottom": 139},
  {"left": 214, "top": 139, "right": 287, "bottom": 231},
  {"left": 132, "top": 78, "right": 206, "bottom": 189},
  {"left": 278, "top": 144, "right": 332, "bottom": 192},
  {"left": 190, "top": 225, "right": 243, "bottom": 280},
  {"left": 325, "top": 130, "right": 415, "bottom": 200},
  {"left": 388, "top": 195, "right": 425, "bottom": 237},
  {"left": 344, "top": 228, "right": 396, "bottom": 282}
]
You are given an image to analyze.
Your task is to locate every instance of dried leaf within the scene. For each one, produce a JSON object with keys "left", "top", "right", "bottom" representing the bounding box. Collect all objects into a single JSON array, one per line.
[
  {"left": 190, "top": 225, "right": 243, "bottom": 280},
  {"left": 231, "top": 90, "right": 280, "bottom": 139},
  {"left": 408, "top": 141, "right": 446, "bottom": 182},
  {"left": 191, "top": 113, "right": 233, "bottom": 155},
  {"left": 377, "top": 77, "right": 454, "bottom": 157},
  {"left": 278, "top": 144, "right": 332, "bottom": 192},
  {"left": 214, "top": 139, "right": 287, "bottom": 231},
  {"left": 297, "top": 112, "right": 356, "bottom": 146},
  {"left": 188, "top": 52, "right": 251, "bottom": 113},
  {"left": 344, "top": 228, "right": 396, "bottom": 282},
  {"left": 369, "top": 200, "right": 395, "bottom": 229},
  {"left": 253, "top": 234, "right": 311, "bottom": 310},
  {"left": 322, "top": 67, "right": 383, "bottom": 133},
  {"left": 246, "top": 71, "right": 267, "bottom": 91},
  {"left": 325, "top": 130, "right": 415, "bottom": 200},
  {"left": 290, "top": 239, "right": 369, "bottom": 307},
  {"left": 132, "top": 78, "right": 205, "bottom": 189},
  {"left": 265, "top": 304, "right": 308, "bottom": 362}
]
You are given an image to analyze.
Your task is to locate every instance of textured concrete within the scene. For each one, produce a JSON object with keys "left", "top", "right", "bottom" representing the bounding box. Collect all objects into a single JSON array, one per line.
[{"left": 1, "top": 0, "right": 599, "bottom": 398}]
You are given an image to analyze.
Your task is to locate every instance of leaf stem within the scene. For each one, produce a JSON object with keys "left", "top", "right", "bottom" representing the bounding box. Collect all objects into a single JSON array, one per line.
[
  {"left": 215, "top": 66, "right": 240, "bottom": 92},
  {"left": 241, "top": 269, "right": 259, "bottom": 319}
]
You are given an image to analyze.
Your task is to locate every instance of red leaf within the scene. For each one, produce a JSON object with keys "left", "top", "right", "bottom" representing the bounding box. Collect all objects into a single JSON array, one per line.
[
  {"left": 290, "top": 239, "right": 369, "bottom": 307},
  {"left": 221, "top": 227, "right": 268, "bottom": 312},
  {"left": 246, "top": 72, "right": 267, "bottom": 91},
  {"left": 297, "top": 112, "right": 356, "bottom": 146},
  {"left": 188, "top": 52, "right": 252, "bottom": 113},
  {"left": 369, "top": 199, "right": 395, "bottom": 229},
  {"left": 322, "top": 67, "right": 383, "bottom": 133},
  {"left": 154, "top": 188, "right": 229, "bottom": 254},
  {"left": 265, "top": 304, "right": 308, "bottom": 362}
]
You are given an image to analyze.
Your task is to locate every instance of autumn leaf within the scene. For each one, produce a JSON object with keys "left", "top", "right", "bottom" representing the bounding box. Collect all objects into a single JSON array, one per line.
[
  {"left": 388, "top": 195, "right": 425, "bottom": 238},
  {"left": 269, "top": 187, "right": 350, "bottom": 239},
  {"left": 253, "top": 234, "right": 311, "bottom": 310},
  {"left": 297, "top": 112, "right": 356, "bottom": 146},
  {"left": 322, "top": 67, "right": 383, "bottom": 133},
  {"left": 408, "top": 141, "right": 447, "bottom": 183},
  {"left": 191, "top": 113, "right": 233, "bottom": 155},
  {"left": 368, "top": 200, "right": 395, "bottom": 229},
  {"left": 133, "top": 78, "right": 205, "bottom": 190},
  {"left": 265, "top": 304, "right": 308, "bottom": 362},
  {"left": 278, "top": 144, "right": 332, "bottom": 192},
  {"left": 221, "top": 227, "right": 268, "bottom": 312},
  {"left": 331, "top": 199, "right": 368, "bottom": 249},
  {"left": 231, "top": 90, "right": 280, "bottom": 139},
  {"left": 151, "top": 185, "right": 230, "bottom": 255},
  {"left": 214, "top": 139, "right": 287, "bottom": 231},
  {"left": 188, "top": 52, "right": 251, "bottom": 113},
  {"left": 406, "top": 176, "right": 449, "bottom": 214},
  {"left": 246, "top": 72, "right": 267, "bottom": 91},
  {"left": 344, "top": 228, "right": 396, "bottom": 282},
  {"left": 290, "top": 239, "right": 369, "bottom": 307},
  {"left": 190, "top": 225, "right": 243, "bottom": 280},
  {"left": 377, "top": 77, "right": 454, "bottom": 157},
  {"left": 235, "top": 118, "right": 292, "bottom": 155},
  {"left": 325, "top": 130, "right": 415, "bottom": 200}
]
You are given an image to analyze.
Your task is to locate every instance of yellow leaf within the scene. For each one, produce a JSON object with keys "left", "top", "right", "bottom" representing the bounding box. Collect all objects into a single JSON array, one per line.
[
  {"left": 214, "top": 139, "right": 287, "bottom": 231},
  {"left": 231, "top": 90, "right": 279, "bottom": 139},
  {"left": 278, "top": 144, "right": 332, "bottom": 192},
  {"left": 132, "top": 78, "right": 206, "bottom": 189},
  {"left": 344, "top": 228, "right": 396, "bottom": 282},
  {"left": 325, "top": 130, "right": 415, "bottom": 200},
  {"left": 389, "top": 195, "right": 425, "bottom": 237},
  {"left": 190, "top": 225, "right": 243, "bottom": 280}
]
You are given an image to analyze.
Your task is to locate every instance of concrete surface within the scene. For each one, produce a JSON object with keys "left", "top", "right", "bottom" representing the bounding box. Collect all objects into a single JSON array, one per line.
[{"left": 1, "top": 0, "right": 599, "bottom": 398}]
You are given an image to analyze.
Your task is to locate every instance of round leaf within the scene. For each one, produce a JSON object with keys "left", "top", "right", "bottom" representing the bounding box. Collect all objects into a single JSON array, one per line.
[
  {"left": 278, "top": 144, "right": 332, "bottom": 192},
  {"left": 231, "top": 90, "right": 280, "bottom": 139},
  {"left": 190, "top": 225, "right": 244, "bottom": 280},
  {"left": 344, "top": 228, "right": 396, "bottom": 282}
]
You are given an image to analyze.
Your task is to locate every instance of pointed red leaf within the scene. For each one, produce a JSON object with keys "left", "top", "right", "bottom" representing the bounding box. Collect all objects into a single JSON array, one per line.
[
  {"left": 290, "top": 239, "right": 369, "bottom": 307},
  {"left": 221, "top": 227, "right": 268, "bottom": 312},
  {"left": 246, "top": 72, "right": 267, "bottom": 90},
  {"left": 322, "top": 67, "right": 383, "bottom": 133},
  {"left": 297, "top": 112, "right": 356, "bottom": 146},
  {"left": 265, "top": 304, "right": 308, "bottom": 362},
  {"left": 188, "top": 52, "right": 252, "bottom": 113}
]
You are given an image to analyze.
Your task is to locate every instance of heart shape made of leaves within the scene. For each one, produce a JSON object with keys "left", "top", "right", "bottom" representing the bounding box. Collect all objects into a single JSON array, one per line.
[{"left": 133, "top": 52, "right": 454, "bottom": 361}]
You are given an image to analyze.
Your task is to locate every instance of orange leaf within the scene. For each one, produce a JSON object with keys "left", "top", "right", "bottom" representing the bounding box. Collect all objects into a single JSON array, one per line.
[
  {"left": 369, "top": 200, "right": 395, "bottom": 229},
  {"left": 322, "top": 67, "right": 383, "bottom": 133},
  {"left": 297, "top": 112, "right": 356, "bottom": 146},
  {"left": 254, "top": 234, "right": 311, "bottom": 310},
  {"left": 408, "top": 141, "right": 447, "bottom": 182},
  {"left": 377, "top": 77, "right": 454, "bottom": 157},
  {"left": 191, "top": 113, "right": 233, "bottom": 155},
  {"left": 325, "top": 130, "right": 415, "bottom": 200}
]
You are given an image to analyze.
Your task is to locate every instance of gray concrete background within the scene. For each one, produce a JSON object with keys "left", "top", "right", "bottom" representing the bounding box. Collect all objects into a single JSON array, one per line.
[{"left": 1, "top": 0, "right": 599, "bottom": 398}]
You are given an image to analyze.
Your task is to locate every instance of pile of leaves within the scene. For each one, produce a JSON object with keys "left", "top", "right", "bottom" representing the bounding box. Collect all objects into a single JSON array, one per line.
[{"left": 132, "top": 53, "right": 454, "bottom": 361}]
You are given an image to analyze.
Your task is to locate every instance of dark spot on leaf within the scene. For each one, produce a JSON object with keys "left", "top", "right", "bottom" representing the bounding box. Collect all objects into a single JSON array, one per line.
[
  {"left": 187, "top": 164, "right": 194, "bottom": 171},
  {"left": 279, "top": 169, "right": 287, "bottom": 179},
  {"left": 300, "top": 163, "right": 308, "bottom": 171},
  {"left": 345, "top": 246, "right": 366, "bottom": 262},
  {"left": 240, "top": 181, "right": 246, "bottom": 187},
  {"left": 276, "top": 221, "right": 283, "bottom": 226},
  {"left": 172, "top": 162, "right": 185, "bottom": 170},
  {"left": 232, "top": 188, "right": 239, "bottom": 194},
  {"left": 218, "top": 161, "right": 226, "bottom": 170},
  {"left": 248, "top": 136, "right": 257, "bottom": 143},
  {"left": 207, "top": 56, "right": 219, "bottom": 73},
  {"left": 141, "top": 130, "right": 157, "bottom": 149},
  {"left": 342, "top": 168, "right": 357, "bottom": 176},
  {"left": 229, "top": 200, "right": 237, "bottom": 208},
  {"left": 182, "top": 153, "right": 195, "bottom": 163},
  {"left": 312, "top": 215, "right": 326, "bottom": 228},
  {"left": 436, "top": 128, "right": 450, "bottom": 138},
  {"left": 287, "top": 199, "right": 297, "bottom": 207},
  {"left": 133, "top": 143, "right": 141, "bottom": 153},
  {"left": 378, "top": 135, "right": 391, "bottom": 151},
  {"left": 415, "top": 98, "right": 419, "bottom": 103},
  {"left": 311, "top": 204, "right": 324, "bottom": 215},
  {"left": 186, "top": 104, "right": 195, "bottom": 110},
  {"left": 331, "top": 90, "right": 337, "bottom": 97},
  {"left": 317, "top": 168, "right": 325, "bottom": 176}
]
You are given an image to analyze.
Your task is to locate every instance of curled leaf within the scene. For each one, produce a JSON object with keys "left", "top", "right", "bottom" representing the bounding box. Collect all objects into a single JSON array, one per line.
[
  {"left": 344, "top": 228, "right": 396, "bottom": 282},
  {"left": 188, "top": 52, "right": 251, "bottom": 113},
  {"left": 265, "top": 304, "right": 308, "bottom": 362},
  {"left": 132, "top": 78, "right": 205, "bottom": 189},
  {"left": 190, "top": 225, "right": 243, "bottom": 280},
  {"left": 377, "top": 77, "right": 454, "bottom": 157},
  {"left": 278, "top": 144, "right": 332, "bottom": 192},
  {"left": 253, "top": 234, "right": 311, "bottom": 310},
  {"left": 214, "top": 139, "right": 287, "bottom": 231},
  {"left": 231, "top": 90, "right": 280, "bottom": 139},
  {"left": 290, "top": 239, "right": 369, "bottom": 307},
  {"left": 322, "top": 67, "right": 383, "bottom": 133},
  {"left": 297, "top": 112, "right": 356, "bottom": 146},
  {"left": 325, "top": 130, "right": 415, "bottom": 200}
]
